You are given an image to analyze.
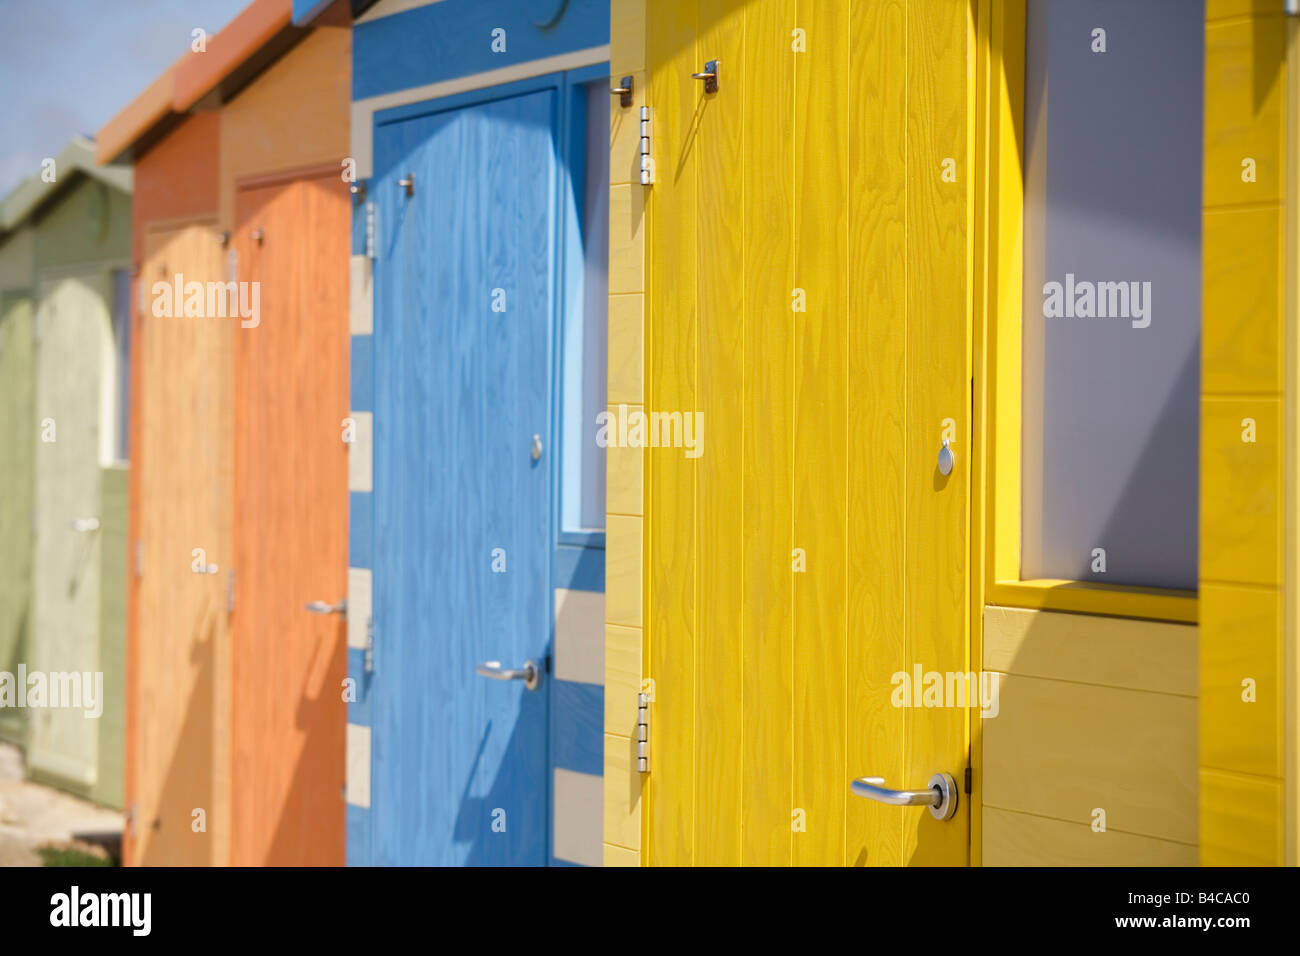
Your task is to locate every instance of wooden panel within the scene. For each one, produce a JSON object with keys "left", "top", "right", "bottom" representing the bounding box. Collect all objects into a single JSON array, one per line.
[
  {"left": 96, "top": 464, "right": 129, "bottom": 809},
  {"left": 217, "top": 22, "right": 351, "bottom": 230},
  {"left": 369, "top": 92, "right": 553, "bottom": 865},
  {"left": 645, "top": 0, "right": 697, "bottom": 868},
  {"left": 791, "top": 0, "right": 849, "bottom": 866},
  {"left": 983, "top": 673, "right": 1197, "bottom": 846},
  {"left": 603, "top": 733, "right": 641, "bottom": 850},
  {"left": 607, "top": 294, "right": 643, "bottom": 405},
  {"left": 0, "top": 294, "right": 34, "bottom": 747},
  {"left": 739, "top": 0, "right": 794, "bottom": 867},
  {"left": 129, "top": 113, "right": 221, "bottom": 265},
  {"left": 1200, "top": 768, "right": 1284, "bottom": 865},
  {"left": 1201, "top": 396, "right": 1281, "bottom": 586},
  {"left": 605, "top": 514, "right": 642, "bottom": 626},
  {"left": 1200, "top": 584, "right": 1283, "bottom": 778},
  {"left": 230, "top": 172, "right": 349, "bottom": 866},
  {"left": 1203, "top": 207, "right": 1283, "bottom": 394},
  {"left": 983, "top": 605, "right": 1197, "bottom": 697},
  {"left": 605, "top": 410, "right": 643, "bottom": 517},
  {"left": 610, "top": 0, "right": 646, "bottom": 76},
  {"left": 695, "top": 0, "right": 746, "bottom": 866},
  {"left": 133, "top": 221, "right": 231, "bottom": 865},
  {"left": 604, "top": 624, "right": 641, "bottom": 737},
  {"left": 902, "top": 0, "right": 970, "bottom": 865},
  {"left": 30, "top": 271, "right": 109, "bottom": 789},
  {"left": 1204, "top": 16, "right": 1285, "bottom": 207},
  {"left": 608, "top": 184, "right": 645, "bottom": 296},
  {"left": 846, "top": 0, "right": 907, "bottom": 869},
  {"left": 983, "top": 807, "right": 1196, "bottom": 867}
]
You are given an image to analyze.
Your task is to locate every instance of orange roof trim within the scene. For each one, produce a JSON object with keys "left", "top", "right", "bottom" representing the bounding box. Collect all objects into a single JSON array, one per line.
[
  {"left": 95, "top": 0, "right": 298, "bottom": 165},
  {"left": 173, "top": 0, "right": 294, "bottom": 112}
]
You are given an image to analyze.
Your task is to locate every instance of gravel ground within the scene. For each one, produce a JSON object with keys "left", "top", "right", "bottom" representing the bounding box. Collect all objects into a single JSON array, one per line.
[{"left": 0, "top": 742, "right": 123, "bottom": 866}]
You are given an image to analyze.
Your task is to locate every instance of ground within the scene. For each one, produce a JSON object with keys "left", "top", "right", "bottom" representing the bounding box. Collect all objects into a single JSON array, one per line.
[{"left": 0, "top": 742, "right": 122, "bottom": 866}]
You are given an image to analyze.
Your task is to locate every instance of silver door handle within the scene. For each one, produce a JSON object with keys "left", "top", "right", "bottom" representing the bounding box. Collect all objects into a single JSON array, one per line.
[
  {"left": 476, "top": 659, "right": 541, "bottom": 691},
  {"left": 305, "top": 599, "right": 347, "bottom": 616},
  {"left": 850, "top": 773, "right": 958, "bottom": 820}
]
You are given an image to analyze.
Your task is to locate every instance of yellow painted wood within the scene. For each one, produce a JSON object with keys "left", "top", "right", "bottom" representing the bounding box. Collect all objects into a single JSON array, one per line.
[
  {"left": 1201, "top": 396, "right": 1282, "bottom": 587},
  {"left": 983, "top": 606, "right": 1197, "bottom": 697},
  {"left": 1203, "top": 207, "right": 1283, "bottom": 394},
  {"left": 1200, "top": 584, "right": 1283, "bottom": 778},
  {"left": 739, "top": 0, "right": 795, "bottom": 866},
  {"left": 790, "top": 0, "right": 849, "bottom": 867},
  {"left": 983, "top": 673, "right": 1197, "bottom": 846},
  {"left": 1200, "top": 768, "right": 1284, "bottom": 865},
  {"left": 608, "top": 184, "right": 645, "bottom": 296},
  {"left": 604, "top": 733, "right": 643, "bottom": 850},
  {"left": 1204, "top": 17, "right": 1286, "bottom": 208},
  {"left": 644, "top": 0, "right": 697, "bottom": 867},
  {"left": 846, "top": 0, "right": 907, "bottom": 870},
  {"left": 1285, "top": 9, "right": 1300, "bottom": 870},
  {"left": 608, "top": 295, "right": 643, "bottom": 405},
  {"left": 902, "top": 0, "right": 971, "bottom": 866},
  {"left": 610, "top": 0, "right": 646, "bottom": 76},
  {"left": 983, "top": 807, "right": 1197, "bottom": 867},
  {"left": 1207, "top": 0, "right": 1281, "bottom": 20},
  {"left": 610, "top": 71, "right": 647, "bottom": 188},
  {"left": 605, "top": 413, "right": 643, "bottom": 517},
  {"left": 605, "top": 624, "right": 642, "bottom": 737},
  {"left": 695, "top": 0, "right": 746, "bottom": 866},
  {"left": 602, "top": 842, "right": 641, "bottom": 867},
  {"left": 605, "top": 514, "right": 643, "bottom": 627}
]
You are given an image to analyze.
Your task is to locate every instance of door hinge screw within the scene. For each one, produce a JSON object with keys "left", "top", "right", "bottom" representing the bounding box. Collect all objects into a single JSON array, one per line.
[{"left": 636, "top": 693, "right": 651, "bottom": 772}]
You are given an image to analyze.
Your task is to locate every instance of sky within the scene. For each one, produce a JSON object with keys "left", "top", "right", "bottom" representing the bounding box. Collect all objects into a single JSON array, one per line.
[{"left": 0, "top": 0, "right": 251, "bottom": 196}]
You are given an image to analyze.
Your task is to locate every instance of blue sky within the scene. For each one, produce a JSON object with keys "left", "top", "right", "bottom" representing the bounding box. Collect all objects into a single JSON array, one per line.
[{"left": 0, "top": 0, "right": 250, "bottom": 195}]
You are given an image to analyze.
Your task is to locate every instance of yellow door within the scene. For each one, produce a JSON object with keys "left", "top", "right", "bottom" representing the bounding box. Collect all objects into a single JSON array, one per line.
[{"left": 640, "top": 0, "right": 972, "bottom": 865}]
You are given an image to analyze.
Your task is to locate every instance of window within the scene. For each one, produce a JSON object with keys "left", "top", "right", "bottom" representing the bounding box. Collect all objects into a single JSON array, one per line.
[
  {"left": 559, "top": 79, "right": 609, "bottom": 536},
  {"left": 1019, "top": 0, "right": 1202, "bottom": 591}
]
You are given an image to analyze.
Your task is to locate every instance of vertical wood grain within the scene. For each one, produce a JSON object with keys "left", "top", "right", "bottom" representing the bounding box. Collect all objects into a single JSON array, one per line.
[
  {"left": 646, "top": 0, "right": 699, "bottom": 867},
  {"left": 230, "top": 172, "right": 349, "bottom": 866},
  {"left": 739, "top": 0, "right": 795, "bottom": 866},
  {"left": 846, "top": 0, "right": 908, "bottom": 868}
]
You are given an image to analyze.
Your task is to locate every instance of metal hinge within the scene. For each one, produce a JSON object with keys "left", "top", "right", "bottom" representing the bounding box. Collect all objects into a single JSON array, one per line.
[
  {"left": 364, "top": 616, "right": 374, "bottom": 674},
  {"left": 227, "top": 568, "right": 235, "bottom": 612},
  {"left": 133, "top": 539, "right": 143, "bottom": 578},
  {"left": 124, "top": 801, "right": 137, "bottom": 833},
  {"left": 365, "top": 201, "right": 376, "bottom": 260},
  {"left": 639, "top": 107, "right": 655, "bottom": 185},
  {"left": 636, "top": 693, "right": 651, "bottom": 772},
  {"left": 964, "top": 766, "right": 972, "bottom": 795},
  {"left": 1287, "top": 0, "right": 1299, "bottom": 17}
]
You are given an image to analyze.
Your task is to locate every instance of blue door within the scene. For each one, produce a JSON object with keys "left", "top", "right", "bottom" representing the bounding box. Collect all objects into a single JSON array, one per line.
[{"left": 371, "top": 87, "right": 556, "bottom": 865}]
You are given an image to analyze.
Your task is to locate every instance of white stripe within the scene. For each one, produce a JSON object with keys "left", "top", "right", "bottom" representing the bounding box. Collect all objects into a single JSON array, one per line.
[
  {"left": 349, "top": 254, "right": 373, "bottom": 335},
  {"left": 348, "top": 411, "right": 373, "bottom": 493},
  {"left": 554, "top": 587, "right": 605, "bottom": 685},
  {"left": 552, "top": 768, "right": 602, "bottom": 866},
  {"left": 346, "top": 724, "right": 371, "bottom": 808},
  {"left": 347, "top": 567, "right": 372, "bottom": 651}
]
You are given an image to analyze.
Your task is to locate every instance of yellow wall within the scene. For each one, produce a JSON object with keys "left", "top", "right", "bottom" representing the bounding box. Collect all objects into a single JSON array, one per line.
[
  {"left": 1199, "top": 0, "right": 1291, "bottom": 866},
  {"left": 603, "top": 0, "right": 648, "bottom": 868}
]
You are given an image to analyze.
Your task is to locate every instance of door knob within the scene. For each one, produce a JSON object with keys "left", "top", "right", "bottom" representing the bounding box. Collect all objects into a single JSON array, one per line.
[
  {"left": 937, "top": 439, "right": 955, "bottom": 476},
  {"left": 531, "top": 434, "right": 543, "bottom": 461},
  {"left": 476, "top": 659, "right": 541, "bottom": 691},
  {"left": 305, "top": 599, "right": 347, "bottom": 616},
  {"left": 850, "top": 773, "right": 958, "bottom": 820}
]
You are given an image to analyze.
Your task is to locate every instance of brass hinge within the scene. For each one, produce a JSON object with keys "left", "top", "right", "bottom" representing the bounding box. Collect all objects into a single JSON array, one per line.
[{"left": 636, "top": 693, "right": 651, "bottom": 772}]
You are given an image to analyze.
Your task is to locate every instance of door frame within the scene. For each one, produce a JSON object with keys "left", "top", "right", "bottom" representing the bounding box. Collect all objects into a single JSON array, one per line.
[{"left": 369, "top": 61, "right": 609, "bottom": 864}]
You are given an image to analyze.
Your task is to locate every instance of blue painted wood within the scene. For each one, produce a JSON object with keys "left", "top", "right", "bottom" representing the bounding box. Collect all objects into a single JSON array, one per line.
[
  {"left": 554, "top": 543, "right": 603, "bottom": 593},
  {"left": 350, "top": 334, "right": 374, "bottom": 412},
  {"left": 370, "top": 88, "right": 557, "bottom": 865},
  {"left": 353, "top": 0, "right": 609, "bottom": 101},
  {"left": 550, "top": 680, "right": 603, "bottom": 777},
  {"left": 348, "top": 491, "right": 372, "bottom": 569}
]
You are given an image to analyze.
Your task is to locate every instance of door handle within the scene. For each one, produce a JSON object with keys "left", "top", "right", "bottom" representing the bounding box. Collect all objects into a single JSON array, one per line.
[
  {"left": 476, "top": 659, "right": 541, "bottom": 691},
  {"left": 850, "top": 773, "right": 958, "bottom": 820},
  {"left": 305, "top": 599, "right": 347, "bottom": 616}
]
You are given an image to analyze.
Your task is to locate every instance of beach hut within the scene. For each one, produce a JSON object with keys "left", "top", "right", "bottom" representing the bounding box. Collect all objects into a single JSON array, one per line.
[
  {"left": 313, "top": 0, "right": 611, "bottom": 865},
  {"left": 0, "top": 138, "right": 131, "bottom": 809},
  {"left": 602, "top": 0, "right": 1300, "bottom": 867},
  {"left": 97, "top": 0, "right": 351, "bottom": 865}
]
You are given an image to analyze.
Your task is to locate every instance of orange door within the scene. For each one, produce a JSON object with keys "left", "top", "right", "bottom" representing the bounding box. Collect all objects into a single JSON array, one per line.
[
  {"left": 133, "top": 220, "right": 232, "bottom": 865},
  {"left": 230, "top": 170, "right": 349, "bottom": 866}
]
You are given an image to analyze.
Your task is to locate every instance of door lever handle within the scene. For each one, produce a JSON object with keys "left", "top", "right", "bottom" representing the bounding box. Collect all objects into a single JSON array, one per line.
[
  {"left": 850, "top": 773, "right": 958, "bottom": 820},
  {"left": 305, "top": 599, "right": 347, "bottom": 616},
  {"left": 476, "top": 659, "right": 541, "bottom": 691}
]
